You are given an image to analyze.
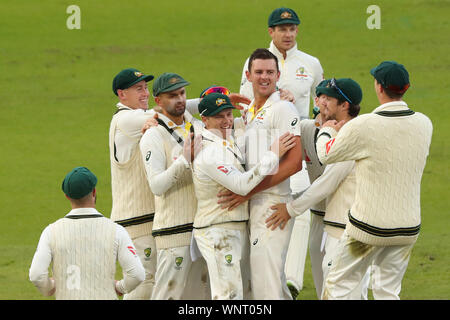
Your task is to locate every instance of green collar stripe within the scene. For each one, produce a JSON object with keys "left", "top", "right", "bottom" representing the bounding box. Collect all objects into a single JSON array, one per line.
[
  {"left": 310, "top": 209, "right": 325, "bottom": 216},
  {"left": 348, "top": 212, "right": 420, "bottom": 237},
  {"left": 323, "top": 220, "right": 346, "bottom": 229},
  {"left": 66, "top": 214, "right": 103, "bottom": 220},
  {"left": 152, "top": 223, "right": 194, "bottom": 237},
  {"left": 375, "top": 109, "right": 415, "bottom": 117},
  {"left": 115, "top": 213, "right": 155, "bottom": 227}
]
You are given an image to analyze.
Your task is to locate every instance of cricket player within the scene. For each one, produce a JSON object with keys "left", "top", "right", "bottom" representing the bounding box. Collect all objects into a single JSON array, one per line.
[
  {"left": 317, "top": 61, "right": 433, "bottom": 299},
  {"left": 110, "top": 68, "right": 236, "bottom": 299},
  {"left": 220, "top": 48, "right": 303, "bottom": 299},
  {"left": 239, "top": 7, "right": 324, "bottom": 295},
  {"left": 140, "top": 72, "right": 208, "bottom": 300},
  {"left": 268, "top": 78, "right": 370, "bottom": 299},
  {"left": 191, "top": 93, "right": 297, "bottom": 300},
  {"left": 29, "top": 167, "right": 145, "bottom": 300}
]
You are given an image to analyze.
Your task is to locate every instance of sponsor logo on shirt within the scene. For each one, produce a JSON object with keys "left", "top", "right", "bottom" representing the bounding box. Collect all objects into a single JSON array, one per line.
[
  {"left": 146, "top": 151, "right": 151, "bottom": 161},
  {"left": 296, "top": 66, "right": 309, "bottom": 80},
  {"left": 225, "top": 254, "right": 233, "bottom": 265},
  {"left": 175, "top": 257, "right": 184, "bottom": 270},
  {"left": 291, "top": 117, "right": 298, "bottom": 126},
  {"left": 217, "top": 165, "right": 233, "bottom": 175},
  {"left": 326, "top": 138, "right": 335, "bottom": 155},
  {"left": 144, "top": 248, "right": 152, "bottom": 260},
  {"left": 127, "top": 246, "right": 136, "bottom": 255}
]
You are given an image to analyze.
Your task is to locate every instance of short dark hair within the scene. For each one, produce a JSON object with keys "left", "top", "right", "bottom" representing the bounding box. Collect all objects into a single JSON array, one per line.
[
  {"left": 384, "top": 87, "right": 404, "bottom": 100},
  {"left": 336, "top": 97, "right": 361, "bottom": 118},
  {"left": 248, "top": 48, "right": 279, "bottom": 73}
]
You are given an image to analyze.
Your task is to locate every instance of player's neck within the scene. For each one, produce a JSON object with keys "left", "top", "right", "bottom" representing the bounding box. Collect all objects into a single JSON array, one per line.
[
  {"left": 253, "top": 91, "right": 274, "bottom": 110},
  {"left": 162, "top": 111, "right": 184, "bottom": 125}
]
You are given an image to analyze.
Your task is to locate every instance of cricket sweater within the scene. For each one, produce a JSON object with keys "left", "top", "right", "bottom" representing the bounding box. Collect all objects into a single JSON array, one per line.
[
  {"left": 109, "top": 108, "right": 155, "bottom": 239},
  {"left": 316, "top": 101, "right": 433, "bottom": 246}
]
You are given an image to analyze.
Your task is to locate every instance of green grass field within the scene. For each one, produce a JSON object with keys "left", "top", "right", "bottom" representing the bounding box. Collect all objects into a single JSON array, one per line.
[{"left": 0, "top": 0, "right": 448, "bottom": 300}]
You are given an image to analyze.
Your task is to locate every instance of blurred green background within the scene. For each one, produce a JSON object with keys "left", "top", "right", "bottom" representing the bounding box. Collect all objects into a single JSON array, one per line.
[{"left": 0, "top": 0, "right": 448, "bottom": 299}]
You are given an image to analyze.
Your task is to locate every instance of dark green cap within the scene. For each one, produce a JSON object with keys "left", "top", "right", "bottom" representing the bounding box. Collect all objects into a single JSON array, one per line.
[
  {"left": 315, "top": 79, "right": 330, "bottom": 97},
  {"left": 62, "top": 167, "right": 97, "bottom": 199},
  {"left": 370, "top": 61, "right": 410, "bottom": 94},
  {"left": 152, "top": 72, "right": 190, "bottom": 97},
  {"left": 198, "top": 92, "right": 235, "bottom": 117},
  {"left": 268, "top": 7, "right": 300, "bottom": 27},
  {"left": 316, "top": 78, "right": 363, "bottom": 105},
  {"left": 112, "top": 68, "right": 154, "bottom": 96}
]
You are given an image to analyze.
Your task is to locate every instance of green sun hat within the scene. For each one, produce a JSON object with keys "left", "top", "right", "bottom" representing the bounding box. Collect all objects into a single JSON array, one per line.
[
  {"left": 62, "top": 167, "right": 97, "bottom": 199},
  {"left": 152, "top": 72, "right": 190, "bottom": 97},
  {"left": 112, "top": 68, "right": 154, "bottom": 96},
  {"left": 198, "top": 92, "right": 235, "bottom": 117}
]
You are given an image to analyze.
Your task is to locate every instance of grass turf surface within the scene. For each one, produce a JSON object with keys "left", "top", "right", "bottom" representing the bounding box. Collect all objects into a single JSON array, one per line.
[{"left": 0, "top": 0, "right": 448, "bottom": 300}]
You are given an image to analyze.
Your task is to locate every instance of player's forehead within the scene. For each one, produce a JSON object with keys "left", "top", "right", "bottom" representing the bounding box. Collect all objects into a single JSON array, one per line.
[
  {"left": 251, "top": 58, "right": 278, "bottom": 71},
  {"left": 272, "top": 23, "right": 297, "bottom": 31},
  {"left": 161, "top": 86, "right": 186, "bottom": 97},
  {"left": 128, "top": 80, "right": 147, "bottom": 90}
]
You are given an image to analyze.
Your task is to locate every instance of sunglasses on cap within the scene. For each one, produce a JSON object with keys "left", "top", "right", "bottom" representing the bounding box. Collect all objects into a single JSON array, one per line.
[
  {"left": 200, "top": 86, "right": 230, "bottom": 98},
  {"left": 330, "top": 78, "right": 353, "bottom": 104}
]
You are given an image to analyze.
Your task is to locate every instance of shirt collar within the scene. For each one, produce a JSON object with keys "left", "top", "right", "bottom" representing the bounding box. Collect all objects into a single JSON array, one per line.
[
  {"left": 66, "top": 208, "right": 102, "bottom": 217},
  {"left": 269, "top": 41, "right": 298, "bottom": 60},
  {"left": 116, "top": 102, "right": 132, "bottom": 110},
  {"left": 202, "top": 127, "right": 235, "bottom": 148},
  {"left": 156, "top": 110, "right": 194, "bottom": 129},
  {"left": 372, "top": 101, "right": 408, "bottom": 114}
]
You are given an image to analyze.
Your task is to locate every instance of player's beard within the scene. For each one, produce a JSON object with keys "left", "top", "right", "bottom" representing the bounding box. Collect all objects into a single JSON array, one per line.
[{"left": 166, "top": 102, "right": 186, "bottom": 117}]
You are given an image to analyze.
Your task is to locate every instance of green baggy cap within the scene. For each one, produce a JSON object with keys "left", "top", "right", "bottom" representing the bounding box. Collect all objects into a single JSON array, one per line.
[
  {"left": 370, "top": 61, "right": 410, "bottom": 94},
  {"left": 268, "top": 7, "right": 300, "bottom": 27},
  {"left": 62, "top": 167, "right": 97, "bottom": 199},
  {"left": 112, "top": 68, "right": 154, "bottom": 96},
  {"left": 152, "top": 72, "right": 190, "bottom": 97},
  {"left": 316, "top": 78, "right": 363, "bottom": 105},
  {"left": 198, "top": 92, "right": 235, "bottom": 117}
]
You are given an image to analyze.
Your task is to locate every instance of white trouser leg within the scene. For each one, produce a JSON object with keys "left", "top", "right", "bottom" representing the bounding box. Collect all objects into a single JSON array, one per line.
[
  {"left": 151, "top": 245, "right": 192, "bottom": 300},
  {"left": 321, "top": 232, "right": 371, "bottom": 300},
  {"left": 123, "top": 234, "right": 157, "bottom": 300},
  {"left": 322, "top": 231, "right": 376, "bottom": 300},
  {"left": 285, "top": 165, "right": 311, "bottom": 291},
  {"left": 194, "top": 227, "right": 244, "bottom": 300},
  {"left": 370, "top": 244, "right": 414, "bottom": 300},
  {"left": 249, "top": 195, "right": 294, "bottom": 300},
  {"left": 308, "top": 214, "right": 325, "bottom": 298},
  {"left": 182, "top": 255, "right": 210, "bottom": 300}
]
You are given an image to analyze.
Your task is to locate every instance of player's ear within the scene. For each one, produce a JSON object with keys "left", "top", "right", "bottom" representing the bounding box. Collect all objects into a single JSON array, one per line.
[
  {"left": 245, "top": 70, "right": 251, "bottom": 82},
  {"left": 268, "top": 27, "right": 275, "bottom": 38}
]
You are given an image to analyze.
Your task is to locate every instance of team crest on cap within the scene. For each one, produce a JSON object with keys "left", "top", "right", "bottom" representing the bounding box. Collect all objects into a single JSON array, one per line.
[
  {"left": 281, "top": 11, "right": 292, "bottom": 19},
  {"left": 216, "top": 98, "right": 226, "bottom": 106},
  {"left": 169, "top": 77, "right": 179, "bottom": 84},
  {"left": 134, "top": 71, "right": 143, "bottom": 77}
]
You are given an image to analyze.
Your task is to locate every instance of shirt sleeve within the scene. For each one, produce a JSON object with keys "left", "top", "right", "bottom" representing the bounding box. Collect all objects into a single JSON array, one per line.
[
  {"left": 239, "top": 58, "right": 254, "bottom": 104},
  {"left": 186, "top": 98, "right": 200, "bottom": 115},
  {"left": 194, "top": 145, "right": 279, "bottom": 196},
  {"left": 140, "top": 128, "right": 189, "bottom": 196},
  {"left": 29, "top": 226, "right": 55, "bottom": 296},
  {"left": 286, "top": 161, "right": 354, "bottom": 217},
  {"left": 272, "top": 102, "right": 302, "bottom": 137},
  {"left": 116, "top": 109, "right": 156, "bottom": 142},
  {"left": 316, "top": 118, "right": 369, "bottom": 165},
  {"left": 115, "top": 225, "right": 145, "bottom": 294}
]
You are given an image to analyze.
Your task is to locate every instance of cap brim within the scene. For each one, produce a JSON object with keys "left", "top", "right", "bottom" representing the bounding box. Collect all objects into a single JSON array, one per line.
[
  {"left": 157, "top": 80, "right": 190, "bottom": 95},
  {"left": 370, "top": 67, "right": 377, "bottom": 77},
  {"left": 204, "top": 105, "right": 235, "bottom": 117},
  {"left": 270, "top": 20, "right": 300, "bottom": 27},
  {"left": 316, "top": 87, "right": 340, "bottom": 100}
]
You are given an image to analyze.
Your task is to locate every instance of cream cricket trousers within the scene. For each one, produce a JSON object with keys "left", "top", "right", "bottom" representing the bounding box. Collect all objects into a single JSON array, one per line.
[
  {"left": 151, "top": 245, "right": 209, "bottom": 300},
  {"left": 308, "top": 213, "right": 325, "bottom": 299},
  {"left": 193, "top": 226, "right": 249, "bottom": 300},
  {"left": 123, "top": 233, "right": 157, "bottom": 300},
  {"left": 285, "top": 165, "right": 311, "bottom": 292},
  {"left": 249, "top": 194, "right": 294, "bottom": 300},
  {"left": 321, "top": 232, "right": 369, "bottom": 300},
  {"left": 322, "top": 231, "right": 414, "bottom": 300}
]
